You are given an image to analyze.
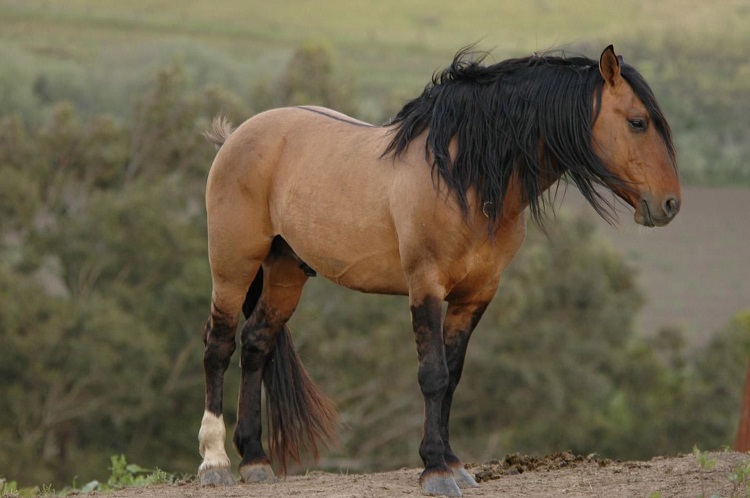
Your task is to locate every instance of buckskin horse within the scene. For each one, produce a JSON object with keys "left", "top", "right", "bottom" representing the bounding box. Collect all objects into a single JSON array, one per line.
[{"left": 196, "top": 45, "right": 680, "bottom": 497}]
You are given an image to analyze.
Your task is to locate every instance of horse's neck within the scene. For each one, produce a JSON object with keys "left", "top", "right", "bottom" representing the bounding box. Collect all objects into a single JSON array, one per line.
[{"left": 495, "top": 164, "right": 563, "bottom": 225}]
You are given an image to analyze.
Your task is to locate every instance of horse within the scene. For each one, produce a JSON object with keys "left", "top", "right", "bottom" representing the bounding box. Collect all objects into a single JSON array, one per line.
[{"left": 196, "top": 45, "right": 680, "bottom": 497}]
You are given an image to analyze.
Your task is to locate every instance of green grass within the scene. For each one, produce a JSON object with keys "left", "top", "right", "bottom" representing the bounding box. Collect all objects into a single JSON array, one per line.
[
  {"left": 1, "top": 0, "right": 749, "bottom": 97},
  {"left": 0, "top": 455, "right": 187, "bottom": 497}
]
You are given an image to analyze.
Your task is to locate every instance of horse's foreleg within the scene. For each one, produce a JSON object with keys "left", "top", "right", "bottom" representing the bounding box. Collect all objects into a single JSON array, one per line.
[
  {"left": 198, "top": 305, "right": 239, "bottom": 486},
  {"left": 441, "top": 300, "right": 490, "bottom": 489},
  {"left": 410, "top": 293, "right": 461, "bottom": 497}
]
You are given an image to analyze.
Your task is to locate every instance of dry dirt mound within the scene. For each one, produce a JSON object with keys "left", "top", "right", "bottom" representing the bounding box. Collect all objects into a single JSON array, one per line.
[{"left": 104, "top": 451, "right": 748, "bottom": 498}]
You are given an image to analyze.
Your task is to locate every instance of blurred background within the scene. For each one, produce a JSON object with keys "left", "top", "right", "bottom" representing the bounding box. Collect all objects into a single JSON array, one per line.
[{"left": 1, "top": 0, "right": 749, "bottom": 489}]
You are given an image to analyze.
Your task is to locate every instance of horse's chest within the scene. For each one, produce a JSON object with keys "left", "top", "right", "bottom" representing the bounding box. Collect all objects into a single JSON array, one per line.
[{"left": 450, "top": 220, "right": 528, "bottom": 295}]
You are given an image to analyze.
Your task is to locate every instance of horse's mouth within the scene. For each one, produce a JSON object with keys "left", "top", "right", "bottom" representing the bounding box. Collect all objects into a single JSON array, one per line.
[
  {"left": 636, "top": 197, "right": 679, "bottom": 227},
  {"left": 636, "top": 199, "right": 656, "bottom": 227}
]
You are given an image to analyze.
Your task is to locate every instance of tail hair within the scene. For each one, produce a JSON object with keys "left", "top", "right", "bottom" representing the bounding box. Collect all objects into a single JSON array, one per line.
[
  {"left": 203, "top": 115, "right": 235, "bottom": 149},
  {"left": 263, "top": 326, "right": 339, "bottom": 473},
  {"left": 242, "top": 269, "right": 339, "bottom": 474}
]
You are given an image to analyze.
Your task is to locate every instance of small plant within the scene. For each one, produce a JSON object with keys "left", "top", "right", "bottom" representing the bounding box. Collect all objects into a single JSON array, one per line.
[
  {"left": 694, "top": 446, "right": 718, "bottom": 471},
  {"left": 107, "top": 454, "right": 180, "bottom": 489},
  {"left": 728, "top": 459, "right": 750, "bottom": 498},
  {"left": 693, "top": 446, "right": 719, "bottom": 498},
  {"left": 0, "top": 479, "right": 41, "bottom": 498},
  {"left": 0, "top": 478, "right": 19, "bottom": 497}
]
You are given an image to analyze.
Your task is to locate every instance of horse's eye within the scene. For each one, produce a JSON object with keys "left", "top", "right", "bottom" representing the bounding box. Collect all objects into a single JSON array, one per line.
[{"left": 629, "top": 119, "right": 647, "bottom": 132}]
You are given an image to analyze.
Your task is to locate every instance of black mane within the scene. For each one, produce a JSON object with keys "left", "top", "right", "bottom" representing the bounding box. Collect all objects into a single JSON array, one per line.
[{"left": 383, "top": 48, "right": 676, "bottom": 228}]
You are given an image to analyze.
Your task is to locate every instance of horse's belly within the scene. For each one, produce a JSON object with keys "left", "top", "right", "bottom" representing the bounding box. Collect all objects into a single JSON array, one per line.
[
  {"left": 270, "top": 143, "right": 409, "bottom": 294},
  {"left": 282, "top": 227, "right": 408, "bottom": 295},
  {"left": 324, "top": 251, "right": 408, "bottom": 295}
]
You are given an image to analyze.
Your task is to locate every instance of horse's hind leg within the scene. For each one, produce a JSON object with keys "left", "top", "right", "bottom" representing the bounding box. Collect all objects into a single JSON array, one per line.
[
  {"left": 198, "top": 228, "right": 271, "bottom": 485},
  {"left": 441, "top": 299, "right": 490, "bottom": 489},
  {"left": 198, "top": 301, "right": 244, "bottom": 486},
  {"left": 233, "top": 254, "right": 308, "bottom": 483}
]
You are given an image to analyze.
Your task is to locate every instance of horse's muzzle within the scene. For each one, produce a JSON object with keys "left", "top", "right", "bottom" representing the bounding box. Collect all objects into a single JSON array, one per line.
[{"left": 636, "top": 195, "right": 680, "bottom": 227}]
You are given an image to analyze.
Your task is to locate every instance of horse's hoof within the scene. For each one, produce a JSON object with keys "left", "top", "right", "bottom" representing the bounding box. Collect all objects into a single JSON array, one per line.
[
  {"left": 452, "top": 466, "right": 479, "bottom": 489},
  {"left": 420, "top": 471, "right": 462, "bottom": 497},
  {"left": 199, "top": 467, "right": 235, "bottom": 486},
  {"left": 239, "top": 462, "right": 277, "bottom": 483}
]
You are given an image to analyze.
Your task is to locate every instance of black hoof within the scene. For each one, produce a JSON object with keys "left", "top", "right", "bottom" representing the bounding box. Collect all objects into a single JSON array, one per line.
[
  {"left": 199, "top": 467, "right": 235, "bottom": 486},
  {"left": 452, "top": 466, "right": 479, "bottom": 489},
  {"left": 420, "top": 471, "right": 462, "bottom": 497},
  {"left": 239, "top": 463, "right": 277, "bottom": 483}
]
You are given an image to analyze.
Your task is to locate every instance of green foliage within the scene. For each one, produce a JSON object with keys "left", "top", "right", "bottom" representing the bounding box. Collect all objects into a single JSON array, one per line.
[
  {"left": 694, "top": 446, "right": 718, "bottom": 471},
  {"left": 106, "top": 454, "right": 177, "bottom": 488},
  {"left": 728, "top": 458, "right": 750, "bottom": 498},
  {"left": 0, "top": 59, "right": 215, "bottom": 487},
  {"left": 681, "top": 312, "right": 750, "bottom": 450},
  {"left": 694, "top": 449, "right": 718, "bottom": 498},
  {"left": 0, "top": 48, "right": 44, "bottom": 124},
  {"left": 0, "top": 478, "right": 19, "bottom": 497},
  {"left": 0, "top": 478, "right": 55, "bottom": 498},
  {"left": 1, "top": 29, "right": 749, "bottom": 491},
  {"left": 1, "top": 458, "right": 176, "bottom": 497},
  {"left": 2, "top": 1, "right": 750, "bottom": 181},
  {"left": 252, "top": 40, "right": 360, "bottom": 117}
]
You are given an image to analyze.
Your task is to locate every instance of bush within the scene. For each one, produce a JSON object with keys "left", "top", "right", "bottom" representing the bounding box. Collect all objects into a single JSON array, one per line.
[{"left": 253, "top": 40, "right": 360, "bottom": 117}]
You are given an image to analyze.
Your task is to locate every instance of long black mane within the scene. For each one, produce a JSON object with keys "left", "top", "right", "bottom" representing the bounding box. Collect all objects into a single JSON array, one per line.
[{"left": 384, "top": 48, "right": 676, "bottom": 228}]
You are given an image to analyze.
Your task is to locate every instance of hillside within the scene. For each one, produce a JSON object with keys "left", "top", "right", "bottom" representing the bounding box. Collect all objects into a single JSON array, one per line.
[{"left": 562, "top": 186, "right": 750, "bottom": 344}]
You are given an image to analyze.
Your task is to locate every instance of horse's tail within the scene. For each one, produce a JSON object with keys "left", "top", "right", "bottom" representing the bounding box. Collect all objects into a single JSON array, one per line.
[
  {"left": 204, "top": 115, "right": 235, "bottom": 149},
  {"left": 242, "top": 269, "right": 339, "bottom": 474}
]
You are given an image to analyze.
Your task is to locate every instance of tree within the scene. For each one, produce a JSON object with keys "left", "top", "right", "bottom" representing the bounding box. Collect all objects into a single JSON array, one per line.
[
  {"left": 0, "top": 61, "right": 219, "bottom": 486},
  {"left": 734, "top": 359, "right": 750, "bottom": 451}
]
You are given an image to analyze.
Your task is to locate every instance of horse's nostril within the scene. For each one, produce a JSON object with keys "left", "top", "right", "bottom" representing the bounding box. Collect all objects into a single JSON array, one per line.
[{"left": 664, "top": 197, "right": 680, "bottom": 218}]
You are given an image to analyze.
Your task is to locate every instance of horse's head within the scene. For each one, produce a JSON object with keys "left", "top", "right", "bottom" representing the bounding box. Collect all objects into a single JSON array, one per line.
[{"left": 593, "top": 45, "right": 681, "bottom": 227}]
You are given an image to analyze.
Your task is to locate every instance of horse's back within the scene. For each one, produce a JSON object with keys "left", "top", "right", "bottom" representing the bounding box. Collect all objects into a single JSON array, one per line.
[{"left": 207, "top": 107, "right": 417, "bottom": 294}]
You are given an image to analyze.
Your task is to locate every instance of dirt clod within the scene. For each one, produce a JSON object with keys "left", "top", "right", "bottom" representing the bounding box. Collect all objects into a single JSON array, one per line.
[{"left": 472, "top": 450, "right": 614, "bottom": 482}]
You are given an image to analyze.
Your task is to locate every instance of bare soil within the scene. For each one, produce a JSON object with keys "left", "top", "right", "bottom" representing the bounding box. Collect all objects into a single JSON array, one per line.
[{"left": 102, "top": 451, "right": 747, "bottom": 498}]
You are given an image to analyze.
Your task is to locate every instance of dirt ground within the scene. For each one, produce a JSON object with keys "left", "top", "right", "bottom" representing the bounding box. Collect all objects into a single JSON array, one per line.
[{"left": 102, "top": 451, "right": 748, "bottom": 498}]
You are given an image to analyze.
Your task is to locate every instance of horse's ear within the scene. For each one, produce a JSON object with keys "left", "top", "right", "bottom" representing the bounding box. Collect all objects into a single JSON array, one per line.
[{"left": 599, "top": 45, "right": 622, "bottom": 88}]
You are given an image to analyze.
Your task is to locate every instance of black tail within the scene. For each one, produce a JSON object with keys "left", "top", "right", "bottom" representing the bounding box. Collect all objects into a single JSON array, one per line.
[{"left": 242, "top": 269, "right": 339, "bottom": 474}]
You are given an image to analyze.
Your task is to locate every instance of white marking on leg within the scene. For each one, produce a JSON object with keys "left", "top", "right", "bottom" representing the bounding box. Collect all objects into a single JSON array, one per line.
[{"left": 198, "top": 411, "right": 231, "bottom": 471}]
